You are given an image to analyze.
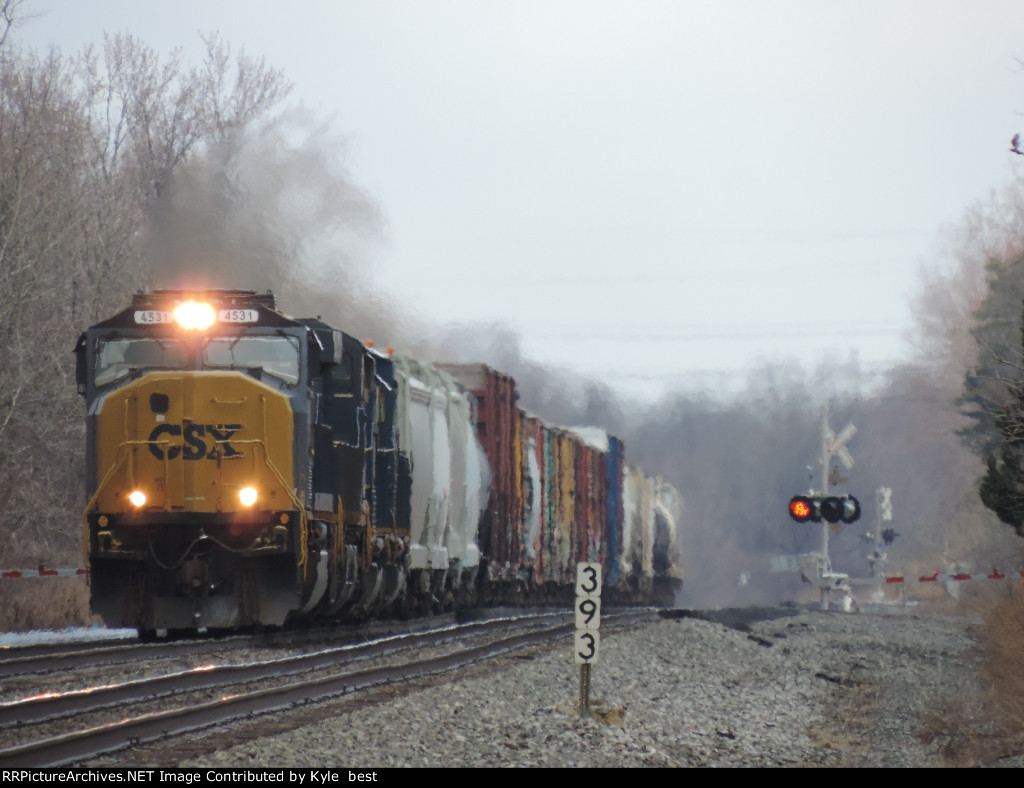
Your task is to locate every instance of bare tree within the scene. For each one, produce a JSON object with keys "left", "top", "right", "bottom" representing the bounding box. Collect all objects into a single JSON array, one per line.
[
  {"left": 908, "top": 182, "right": 1024, "bottom": 390},
  {"left": 0, "top": 25, "right": 292, "bottom": 566},
  {"left": 0, "top": 1, "right": 37, "bottom": 49}
]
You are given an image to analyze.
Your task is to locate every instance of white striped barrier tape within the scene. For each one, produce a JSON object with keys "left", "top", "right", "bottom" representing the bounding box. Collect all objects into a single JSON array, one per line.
[
  {"left": 884, "top": 570, "right": 1021, "bottom": 584},
  {"left": 1, "top": 568, "right": 89, "bottom": 578}
]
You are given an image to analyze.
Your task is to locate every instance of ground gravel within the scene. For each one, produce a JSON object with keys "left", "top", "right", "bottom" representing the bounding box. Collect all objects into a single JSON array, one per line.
[{"left": 172, "top": 605, "right": 1009, "bottom": 768}]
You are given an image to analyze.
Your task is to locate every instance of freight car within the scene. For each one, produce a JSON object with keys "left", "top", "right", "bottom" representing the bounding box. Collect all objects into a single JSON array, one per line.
[{"left": 75, "top": 290, "right": 682, "bottom": 637}]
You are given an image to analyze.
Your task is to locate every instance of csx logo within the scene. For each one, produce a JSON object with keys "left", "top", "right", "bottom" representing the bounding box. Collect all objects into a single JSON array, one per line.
[{"left": 147, "top": 424, "right": 243, "bottom": 460}]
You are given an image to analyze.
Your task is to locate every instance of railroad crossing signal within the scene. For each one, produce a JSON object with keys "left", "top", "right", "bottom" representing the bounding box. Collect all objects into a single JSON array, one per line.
[
  {"left": 789, "top": 494, "right": 861, "bottom": 524},
  {"left": 824, "top": 422, "right": 857, "bottom": 470}
]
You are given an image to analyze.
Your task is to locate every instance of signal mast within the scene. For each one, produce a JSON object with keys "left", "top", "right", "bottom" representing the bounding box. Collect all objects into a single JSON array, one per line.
[{"left": 787, "top": 405, "right": 861, "bottom": 610}]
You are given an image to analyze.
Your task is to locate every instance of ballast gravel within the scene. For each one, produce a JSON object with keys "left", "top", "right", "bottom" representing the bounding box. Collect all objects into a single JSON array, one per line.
[{"left": 172, "top": 606, "right": 1012, "bottom": 769}]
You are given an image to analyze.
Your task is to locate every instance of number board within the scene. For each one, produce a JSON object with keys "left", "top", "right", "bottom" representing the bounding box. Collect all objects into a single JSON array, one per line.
[
  {"left": 219, "top": 308, "right": 259, "bottom": 323},
  {"left": 133, "top": 310, "right": 173, "bottom": 325}
]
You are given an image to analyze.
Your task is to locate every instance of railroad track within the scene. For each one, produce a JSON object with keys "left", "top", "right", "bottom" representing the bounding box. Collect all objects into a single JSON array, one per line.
[
  {"left": 0, "top": 613, "right": 469, "bottom": 679},
  {"left": 0, "top": 609, "right": 655, "bottom": 767}
]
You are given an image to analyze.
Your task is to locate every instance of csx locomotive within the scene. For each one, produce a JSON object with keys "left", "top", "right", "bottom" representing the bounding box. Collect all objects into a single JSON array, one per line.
[{"left": 76, "top": 290, "right": 682, "bottom": 637}]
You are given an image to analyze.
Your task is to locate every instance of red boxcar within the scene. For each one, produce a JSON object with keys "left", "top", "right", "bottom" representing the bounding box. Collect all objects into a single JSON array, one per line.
[{"left": 438, "top": 363, "right": 522, "bottom": 584}]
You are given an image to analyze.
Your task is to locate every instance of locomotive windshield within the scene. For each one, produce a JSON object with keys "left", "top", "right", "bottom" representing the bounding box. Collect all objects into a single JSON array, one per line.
[
  {"left": 202, "top": 334, "right": 301, "bottom": 385},
  {"left": 93, "top": 333, "right": 302, "bottom": 387},
  {"left": 95, "top": 338, "right": 189, "bottom": 386}
]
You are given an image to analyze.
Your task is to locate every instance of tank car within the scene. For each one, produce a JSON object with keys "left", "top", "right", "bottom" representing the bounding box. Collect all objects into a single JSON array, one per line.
[{"left": 76, "top": 290, "right": 681, "bottom": 637}]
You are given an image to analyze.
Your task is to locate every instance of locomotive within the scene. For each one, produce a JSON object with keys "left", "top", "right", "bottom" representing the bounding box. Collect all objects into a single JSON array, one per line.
[{"left": 75, "top": 290, "right": 682, "bottom": 637}]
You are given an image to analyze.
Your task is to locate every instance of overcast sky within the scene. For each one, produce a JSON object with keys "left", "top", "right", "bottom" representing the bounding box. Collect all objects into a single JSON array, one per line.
[{"left": 19, "top": 1, "right": 1024, "bottom": 399}]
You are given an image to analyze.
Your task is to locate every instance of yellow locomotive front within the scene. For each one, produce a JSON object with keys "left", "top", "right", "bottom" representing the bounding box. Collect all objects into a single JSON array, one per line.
[{"left": 76, "top": 291, "right": 314, "bottom": 636}]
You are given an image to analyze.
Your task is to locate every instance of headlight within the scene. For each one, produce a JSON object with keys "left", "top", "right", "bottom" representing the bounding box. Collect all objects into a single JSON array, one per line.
[
  {"left": 173, "top": 301, "right": 216, "bottom": 330},
  {"left": 128, "top": 490, "right": 147, "bottom": 507},
  {"left": 239, "top": 487, "right": 258, "bottom": 507}
]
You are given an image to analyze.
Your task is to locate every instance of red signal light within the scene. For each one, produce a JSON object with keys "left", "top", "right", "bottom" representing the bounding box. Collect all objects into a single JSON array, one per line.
[
  {"left": 788, "top": 493, "right": 859, "bottom": 524},
  {"left": 788, "top": 494, "right": 820, "bottom": 523}
]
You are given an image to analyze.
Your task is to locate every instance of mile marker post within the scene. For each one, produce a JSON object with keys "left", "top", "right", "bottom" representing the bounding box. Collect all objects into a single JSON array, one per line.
[{"left": 575, "top": 561, "right": 602, "bottom": 719}]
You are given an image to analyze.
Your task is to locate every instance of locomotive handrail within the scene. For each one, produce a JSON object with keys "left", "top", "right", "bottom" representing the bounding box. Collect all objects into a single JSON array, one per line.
[
  {"left": 216, "top": 439, "right": 304, "bottom": 516},
  {"left": 80, "top": 439, "right": 151, "bottom": 565},
  {"left": 80, "top": 435, "right": 309, "bottom": 573},
  {"left": 124, "top": 401, "right": 134, "bottom": 491},
  {"left": 85, "top": 438, "right": 182, "bottom": 513},
  {"left": 82, "top": 439, "right": 160, "bottom": 512},
  {"left": 210, "top": 396, "right": 247, "bottom": 405},
  {"left": 262, "top": 392, "right": 308, "bottom": 573}
]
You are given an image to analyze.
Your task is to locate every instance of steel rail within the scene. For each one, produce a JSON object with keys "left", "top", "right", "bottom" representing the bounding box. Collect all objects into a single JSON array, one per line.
[
  {"left": 0, "top": 636, "right": 248, "bottom": 679},
  {"left": 0, "top": 638, "right": 134, "bottom": 664}
]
